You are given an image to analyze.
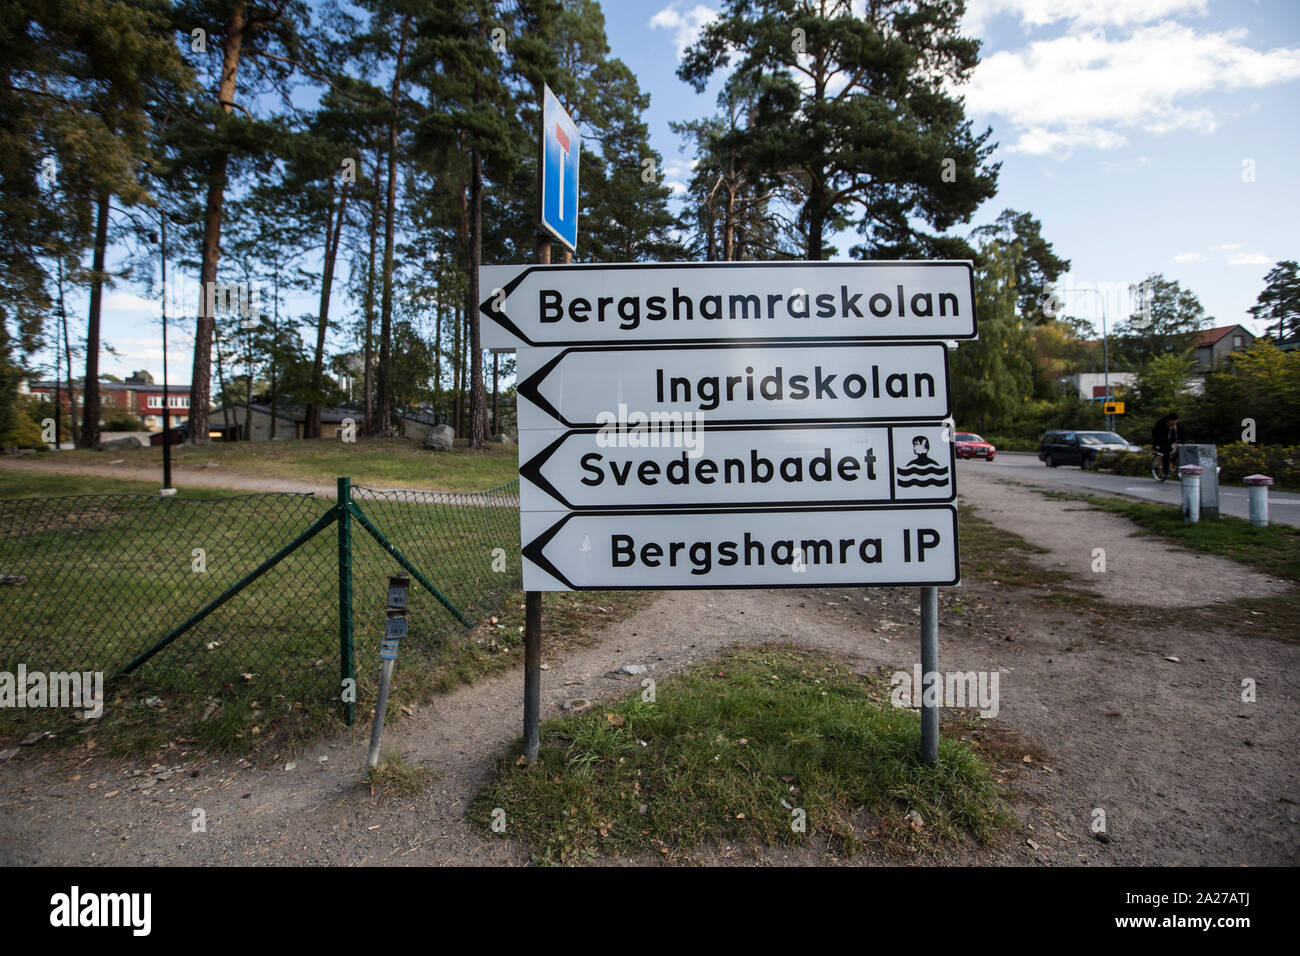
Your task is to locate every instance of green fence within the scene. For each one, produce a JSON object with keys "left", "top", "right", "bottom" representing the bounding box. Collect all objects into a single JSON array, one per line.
[{"left": 0, "top": 478, "right": 521, "bottom": 728}]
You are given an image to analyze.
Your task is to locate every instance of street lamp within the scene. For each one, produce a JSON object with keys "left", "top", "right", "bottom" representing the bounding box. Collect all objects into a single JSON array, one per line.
[{"left": 1070, "top": 285, "right": 1112, "bottom": 431}]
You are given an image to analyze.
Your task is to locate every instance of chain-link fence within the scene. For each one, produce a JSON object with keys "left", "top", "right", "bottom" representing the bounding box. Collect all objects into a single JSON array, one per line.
[{"left": 0, "top": 478, "right": 521, "bottom": 736}]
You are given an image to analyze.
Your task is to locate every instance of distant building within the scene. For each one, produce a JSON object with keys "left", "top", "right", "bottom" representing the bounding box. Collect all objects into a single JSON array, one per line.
[
  {"left": 22, "top": 378, "right": 193, "bottom": 431},
  {"left": 1059, "top": 372, "right": 1137, "bottom": 400},
  {"left": 211, "top": 403, "right": 362, "bottom": 441},
  {"left": 1194, "top": 324, "right": 1255, "bottom": 371}
]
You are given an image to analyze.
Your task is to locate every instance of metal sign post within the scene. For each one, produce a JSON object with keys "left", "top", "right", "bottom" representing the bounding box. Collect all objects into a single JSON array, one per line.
[{"left": 367, "top": 574, "right": 409, "bottom": 770}]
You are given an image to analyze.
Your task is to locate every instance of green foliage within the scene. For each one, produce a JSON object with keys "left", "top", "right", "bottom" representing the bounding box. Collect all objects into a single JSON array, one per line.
[
  {"left": 972, "top": 209, "right": 1071, "bottom": 323},
  {"left": 951, "top": 240, "right": 1034, "bottom": 433},
  {"left": 1248, "top": 260, "right": 1300, "bottom": 341},
  {"left": 1, "top": 400, "right": 47, "bottom": 449},
  {"left": 1187, "top": 339, "right": 1300, "bottom": 444},
  {"left": 678, "top": 0, "right": 997, "bottom": 260},
  {"left": 1113, "top": 273, "right": 1210, "bottom": 367},
  {"left": 1131, "top": 351, "right": 1198, "bottom": 417}
]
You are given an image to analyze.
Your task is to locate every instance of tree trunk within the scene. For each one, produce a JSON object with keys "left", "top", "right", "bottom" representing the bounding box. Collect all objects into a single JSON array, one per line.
[
  {"left": 59, "top": 260, "right": 79, "bottom": 441},
  {"left": 467, "top": 143, "right": 489, "bottom": 448},
  {"left": 80, "top": 193, "right": 110, "bottom": 448},
  {"left": 188, "top": 1, "right": 247, "bottom": 445},
  {"left": 370, "top": 13, "right": 410, "bottom": 437},
  {"left": 452, "top": 299, "right": 462, "bottom": 436},
  {"left": 362, "top": 148, "right": 380, "bottom": 430},
  {"left": 306, "top": 180, "right": 348, "bottom": 438},
  {"left": 434, "top": 263, "right": 442, "bottom": 417}
]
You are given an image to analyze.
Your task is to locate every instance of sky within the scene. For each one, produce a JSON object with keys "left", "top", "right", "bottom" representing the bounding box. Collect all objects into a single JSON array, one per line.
[{"left": 45, "top": 0, "right": 1300, "bottom": 386}]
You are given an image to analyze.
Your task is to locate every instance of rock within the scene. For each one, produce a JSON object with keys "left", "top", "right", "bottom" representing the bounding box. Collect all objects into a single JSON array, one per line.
[
  {"left": 608, "top": 663, "right": 652, "bottom": 677},
  {"left": 95, "top": 436, "right": 143, "bottom": 450},
  {"left": 560, "top": 697, "right": 593, "bottom": 714},
  {"left": 422, "top": 424, "right": 455, "bottom": 451},
  {"left": 489, "top": 433, "right": 514, "bottom": 445}
]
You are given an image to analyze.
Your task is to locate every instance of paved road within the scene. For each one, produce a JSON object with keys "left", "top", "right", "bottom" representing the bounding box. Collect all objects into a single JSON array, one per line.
[{"left": 959, "top": 451, "right": 1300, "bottom": 528}]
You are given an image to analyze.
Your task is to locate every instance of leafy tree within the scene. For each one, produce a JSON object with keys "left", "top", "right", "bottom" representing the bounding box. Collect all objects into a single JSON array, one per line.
[
  {"left": 951, "top": 239, "right": 1033, "bottom": 433},
  {"left": 1189, "top": 339, "right": 1300, "bottom": 444},
  {"left": 1130, "top": 352, "right": 1198, "bottom": 423},
  {"left": 1112, "top": 273, "right": 1210, "bottom": 367},
  {"left": 972, "top": 209, "right": 1070, "bottom": 323},
  {"left": 679, "top": 0, "right": 998, "bottom": 260},
  {"left": 1248, "top": 260, "right": 1300, "bottom": 341}
]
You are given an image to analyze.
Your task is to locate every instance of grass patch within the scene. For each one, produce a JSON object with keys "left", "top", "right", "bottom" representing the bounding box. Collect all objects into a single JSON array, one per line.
[
  {"left": 1080, "top": 496, "right": 1300, "bottom": 584},
  {"left": 367, "top": 750, "right": 435, "bottom": 797},
  {"left": 5, "top": 437, "right": 520, "bottom": 493},
  {"left": 474, "top": 645, "right": 1008, "bottom": 864},
  {"left": 0, "top": 471, "right": 235, "bottom": 500},
  {"left": 957, "top": 505, "right": 1076, "bottom": 593}
]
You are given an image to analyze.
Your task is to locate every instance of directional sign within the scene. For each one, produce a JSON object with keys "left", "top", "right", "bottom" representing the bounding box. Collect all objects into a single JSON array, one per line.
[
  {"left": 521, "top": 506, "right": 959, "bottom": 590},
  {"left": 539, "top": 85, "right": 579, "bottom": 252},
  {"left": 516, "top": 342, "right": 950, "bottom": 430},
  {"left": 481, "top": 260, "right": 976, "bottom": 349},
  {"left": 519, "top": 423, "right": 955, "bottom": 511}
]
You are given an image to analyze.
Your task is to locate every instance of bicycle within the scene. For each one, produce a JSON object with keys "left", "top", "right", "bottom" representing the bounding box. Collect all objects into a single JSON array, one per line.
[{"left": 1151, "top": 443, "right": 1182, "bottom": 482}]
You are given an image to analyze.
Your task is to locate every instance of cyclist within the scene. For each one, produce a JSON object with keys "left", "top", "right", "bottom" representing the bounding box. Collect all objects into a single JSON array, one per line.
[{"left": 1150, "top": 412, "right": 1186, "bottom": 479}]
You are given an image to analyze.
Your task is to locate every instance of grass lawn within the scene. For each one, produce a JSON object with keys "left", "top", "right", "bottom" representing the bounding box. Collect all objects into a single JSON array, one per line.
[
  {"left": 0, "top": 471, "right": 236, "bottom": 499},
  {"left": 474, "top": 645, "right": 1009, "bottom": 864},
  {"left": 1081, "top": 496, "right": 1300, "bottom": 584},
  {"left": 8, "top": 436, "right": 520, "bottom": 492}
]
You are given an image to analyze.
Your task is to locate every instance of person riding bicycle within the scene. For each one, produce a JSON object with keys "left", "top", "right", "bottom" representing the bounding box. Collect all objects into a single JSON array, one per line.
[{"left": 1151, "top": 412, "right": 1186, "bottom": 478}]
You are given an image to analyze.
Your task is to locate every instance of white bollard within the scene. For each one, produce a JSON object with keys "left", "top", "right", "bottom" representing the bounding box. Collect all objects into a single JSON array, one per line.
[
  {"left": 1179, "top": 464, "right": 1204, "bottom": 522},
  {"left": 1243, "top": 474, "right": 1274, "bottom": 527}
]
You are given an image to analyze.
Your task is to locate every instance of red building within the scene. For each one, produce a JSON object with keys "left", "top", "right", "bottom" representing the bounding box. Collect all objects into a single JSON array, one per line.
[{"left": 24, "top": 376, "right": 192, "bottom": 431}]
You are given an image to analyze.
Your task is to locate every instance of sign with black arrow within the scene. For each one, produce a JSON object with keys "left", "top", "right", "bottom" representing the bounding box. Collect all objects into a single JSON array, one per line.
[
  {"left": 518, "top": 422, "right": 955, "bottom": 511},
  {"left": 515, "top": 342, "right": 951, "bottom": 430},
  {"left": 481, "top": 260, "right": 976, "bottom": 349}
]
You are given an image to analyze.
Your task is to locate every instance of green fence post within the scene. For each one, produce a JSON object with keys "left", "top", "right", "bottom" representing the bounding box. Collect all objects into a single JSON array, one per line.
[{"left": 338, "top": 477, "right": 355, "bottom": 726}]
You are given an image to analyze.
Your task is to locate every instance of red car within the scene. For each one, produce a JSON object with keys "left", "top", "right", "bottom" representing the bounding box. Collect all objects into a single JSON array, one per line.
[{"left": 955, "top": 432, "right": 996, "bottom": 460}]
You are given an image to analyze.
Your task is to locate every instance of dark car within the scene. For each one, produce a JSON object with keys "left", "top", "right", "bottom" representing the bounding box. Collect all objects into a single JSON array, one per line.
[
  {"left": 954, "top": 432, "right": 996, "bottom": 460},
  {"left": 1038, "top": 430, "right": 1142, "bottom": 469}
]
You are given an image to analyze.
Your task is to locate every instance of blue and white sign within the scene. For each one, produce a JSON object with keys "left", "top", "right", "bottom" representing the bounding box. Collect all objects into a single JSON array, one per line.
[{"left": 540, "top": 84, "right": 580, "bottom": 251}]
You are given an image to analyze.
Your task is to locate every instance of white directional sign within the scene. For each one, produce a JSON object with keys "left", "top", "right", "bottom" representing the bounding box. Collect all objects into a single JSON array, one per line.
[
  {"left": 521, "top": 506, "right": 959, "bottom": 590},
  {"left": 516, "top": 342, "right": 950, "bottom": 430},
  {"left": 518, "top": 423, "right": 955, "bottom": 511},
  {"left": 482, "top": 260, "right": 976, "bottom": 349}
]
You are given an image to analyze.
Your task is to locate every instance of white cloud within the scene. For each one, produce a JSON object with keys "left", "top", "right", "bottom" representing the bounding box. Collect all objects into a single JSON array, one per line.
[
  {"left": 966, "top": 24, "right": 1300, "bottom": 155},
  {"left": 1212, "top": 243, "right": 1243, "bottom": 251},
  {"left": 1173, "top": 252, "right": 1207, "bottom": 263},
  {"left": 964, "top": 0, "right": 1207, "bottom": 31},
  {"left": 1227, "top": 252, "right": 1271, "bottom": 266},
  {"left": 649, "top": 4, "right": 718, "bottom": 58}
]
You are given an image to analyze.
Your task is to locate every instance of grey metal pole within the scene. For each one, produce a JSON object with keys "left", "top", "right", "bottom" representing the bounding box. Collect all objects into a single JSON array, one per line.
[
  {"left": 522, "top": 230, "right": 550, "bottom": 765},
  {"left": 524, "top": 590, "right": 542, "bottom": 763},
  {"left": 920, "top": 585, "right": 939, "bottom": 765},
  {"left": 367, "top": 656, "right": 395, "bottom": 770}
]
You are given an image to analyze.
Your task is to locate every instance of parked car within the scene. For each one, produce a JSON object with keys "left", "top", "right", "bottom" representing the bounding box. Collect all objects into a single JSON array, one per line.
[
  {"left": 1038, "top": 430, "right": 1142, "bottom": 469},
  {"left": 954, "top": 432, "right": 996, "bottom": 460}
]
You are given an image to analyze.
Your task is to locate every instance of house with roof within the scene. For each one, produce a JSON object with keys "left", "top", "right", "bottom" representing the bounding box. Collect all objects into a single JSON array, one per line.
[{"left": 1194, "top": 324, "right": 1255, "bottom": 372}]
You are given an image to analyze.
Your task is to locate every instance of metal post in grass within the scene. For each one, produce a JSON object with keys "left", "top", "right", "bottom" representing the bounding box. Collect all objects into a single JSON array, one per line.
[
  {"left": 1244, "top": 474, "right": 1273, "bottom": 527},
  {"left": 338, "top": 477, "right": 355, "bottom": 725},
  {"left": 1179, "top": 464, "right": 1204, "bottom": 523},
  {"left": 368, "top": 575, "right": 408, "bottom": 770},
  {"left": 920, "top": 586, "right": 939, "bottom": 765}
]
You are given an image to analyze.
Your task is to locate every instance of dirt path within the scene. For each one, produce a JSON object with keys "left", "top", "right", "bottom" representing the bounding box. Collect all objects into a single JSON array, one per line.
[
  {"left": 2, "top": 472, "right": 1296, "bottom": 866},
  {"left": 0, "top": 456, "right": 339, "bottom": 496}
]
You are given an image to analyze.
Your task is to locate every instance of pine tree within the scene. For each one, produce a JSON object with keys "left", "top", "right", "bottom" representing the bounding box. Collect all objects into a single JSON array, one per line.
[{"left": 679, "top": 0, "right": 998, "bottom": 261}]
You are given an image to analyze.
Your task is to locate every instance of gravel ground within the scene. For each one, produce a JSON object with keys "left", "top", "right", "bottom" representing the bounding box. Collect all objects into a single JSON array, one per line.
[{"left": 1, "top": 469, "right": 1296, "bottom": 866}]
